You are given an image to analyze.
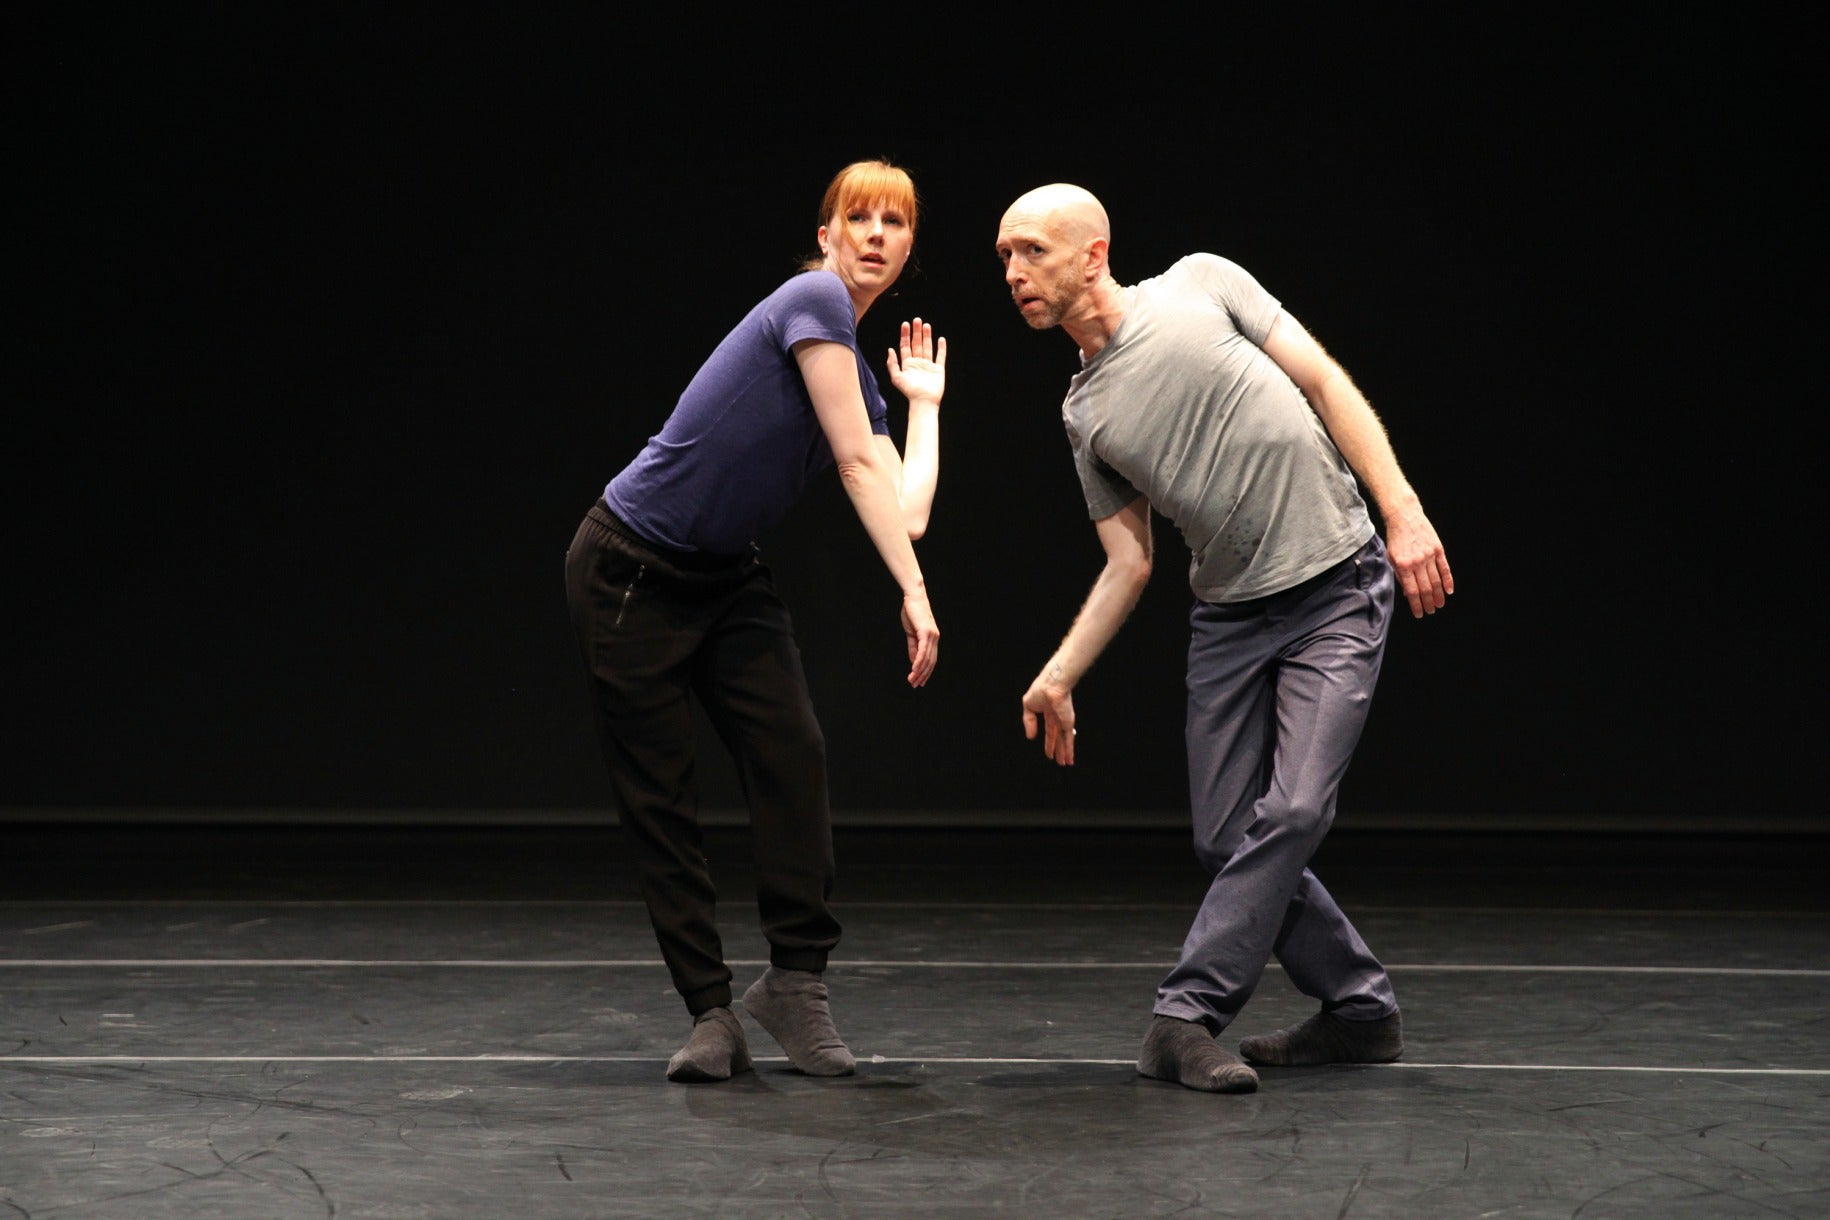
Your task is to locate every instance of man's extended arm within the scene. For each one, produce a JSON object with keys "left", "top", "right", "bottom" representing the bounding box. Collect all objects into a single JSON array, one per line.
[
  {"left": 1263, "top": 311, "right": 1453, "bottom": 617},
  {"left": 1021, "top": 495, "right": 1153, "bottom": 766}
]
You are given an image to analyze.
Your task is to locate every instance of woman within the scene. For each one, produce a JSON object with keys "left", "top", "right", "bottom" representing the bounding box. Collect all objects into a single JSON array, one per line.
[{"left": 564, "top": 160, "right": 946, "bottom": 1082}]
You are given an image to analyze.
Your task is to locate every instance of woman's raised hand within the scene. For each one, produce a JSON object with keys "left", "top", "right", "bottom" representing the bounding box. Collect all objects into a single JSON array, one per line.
[{"left": 887, "top": 318, "right": 946, "bottom": 407}]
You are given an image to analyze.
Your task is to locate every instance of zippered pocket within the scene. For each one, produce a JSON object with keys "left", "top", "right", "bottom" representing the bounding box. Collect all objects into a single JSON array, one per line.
[{"left": 615, "top": 564, "right": 647, "bottom": 627}]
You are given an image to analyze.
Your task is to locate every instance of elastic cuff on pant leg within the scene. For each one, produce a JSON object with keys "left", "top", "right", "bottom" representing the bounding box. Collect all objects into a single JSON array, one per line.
[
  {"left": 769, "top": 949, "right": 830, "bottom": 974},
  {"left": 1152, "top": 1004, "right": 1223, "bottom": 1036},
  {"left": 1321, "top": 997, "right": 1398, "bottom": 1021},
  {"left": 682, "top": 983, "right": 734, "bottom": 1017}
]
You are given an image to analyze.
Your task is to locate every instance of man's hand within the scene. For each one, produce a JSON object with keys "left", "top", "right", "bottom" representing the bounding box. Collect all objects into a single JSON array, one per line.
[
  {"left": 1382, "top": 504, "right": 1454, "bottom": 618},
  {"left": 902, "top": 589, "right": 939, "bottom": 687},
  {"left": 1021, "top": 666, "right": 1077, "bottom": 766}
]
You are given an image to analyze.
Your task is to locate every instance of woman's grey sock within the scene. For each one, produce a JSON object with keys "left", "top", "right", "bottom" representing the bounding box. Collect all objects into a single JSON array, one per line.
[
  {"left": 1238, "top": 1008, "right": 1403, "bottom": 1066},
  {"left": 666, "top": 1006, "right": 751, "bottom": 1083},
  {"left": 741, "top": 966, "right": 856, "bottom": 1077},
  {"left": 1137, "top": 1015, "right": 1259, "bottom": 1093}
]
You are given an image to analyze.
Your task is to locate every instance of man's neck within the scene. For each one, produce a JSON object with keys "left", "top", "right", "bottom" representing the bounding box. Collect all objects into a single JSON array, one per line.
[{"left": 1062, "top": 277, "right": 1130, "bottom": 360}]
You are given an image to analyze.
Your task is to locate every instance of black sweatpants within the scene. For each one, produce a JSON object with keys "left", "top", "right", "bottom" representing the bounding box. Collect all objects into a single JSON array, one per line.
[{"left": 564, "top": 499, "right": 839, "bottom": 1015}]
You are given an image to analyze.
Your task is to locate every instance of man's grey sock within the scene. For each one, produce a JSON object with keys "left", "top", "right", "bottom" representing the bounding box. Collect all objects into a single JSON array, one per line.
[
  {"left": 1238, "top": 1008, "right": 1403, "bottom": 1066},
  {"left": 741, "top": 966, "right": 856, "bottom": 1077},
  {"left": 1137, "top": 1015, "right": 1259, "bottom": 1094},
  {"left": 666, "top": 1006, "right": 752, "bottom": 1083}
]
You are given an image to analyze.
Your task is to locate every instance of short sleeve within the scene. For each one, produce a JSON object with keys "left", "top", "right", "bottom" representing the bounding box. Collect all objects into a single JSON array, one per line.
[
  {"left": 1067, "top": 416, "right": 1141, "bottom": 521},
  {"left": 1185, "top": 254, "right": 1281, "bottom": 348},
  {"left": 775, "top": 272, "right": 859, "bottom": 350}
]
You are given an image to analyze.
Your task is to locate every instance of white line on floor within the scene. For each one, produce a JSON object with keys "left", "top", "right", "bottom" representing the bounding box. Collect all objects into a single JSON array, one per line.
[
  {"left": 1, "top": 1055, "right": 1825, "bottom": 1076},
  {"left": 2, "top": 901, "right": 1824, "bottom": 918},
  {"left": 2, "top": 959, "right": 1826, "bottom": 976}
]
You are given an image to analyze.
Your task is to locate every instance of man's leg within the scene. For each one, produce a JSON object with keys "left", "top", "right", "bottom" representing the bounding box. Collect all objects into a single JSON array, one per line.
[
  {"left": 1270, "top": 869, "right": 1395, "bottom": 1021},
  {"left": 1232, "top": 867, "right": 1403, "bottom": 1065},
  {"left": 694, "top": 567, "right": 853, "bottom": 1076},
  {"left": 1136, "top": 583, "right": 1276, "bottom": 1091},
  {"left": 1157, "top": 540, "right": 1396, "bottom": 1034},
  {"left": 1234, "top": 538, "right": 1404, "bottom": 1065}
]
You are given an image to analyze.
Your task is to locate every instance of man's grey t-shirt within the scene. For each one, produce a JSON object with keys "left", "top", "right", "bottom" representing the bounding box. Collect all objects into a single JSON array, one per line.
[{"left": 1063, "top": 253, "right": 1374, "bottom": 602}]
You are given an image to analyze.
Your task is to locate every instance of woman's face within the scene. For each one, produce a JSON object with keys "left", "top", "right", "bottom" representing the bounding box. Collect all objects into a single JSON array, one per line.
[{"left": 820, "top": 199, "right": 913, "bottom": 308}]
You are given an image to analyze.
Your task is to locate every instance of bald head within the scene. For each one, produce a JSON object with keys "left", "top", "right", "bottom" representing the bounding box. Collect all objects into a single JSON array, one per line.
[
  {"left": 996, "top": 183, "right": 1124, "bottom": 337},
  {"left": 1000, "top": 183, "right": 1110, "bottom": 249}
]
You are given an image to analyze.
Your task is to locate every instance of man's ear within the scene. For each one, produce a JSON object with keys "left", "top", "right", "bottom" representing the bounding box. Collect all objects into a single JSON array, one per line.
[{"left": 1084, "top": 236, "right": 1110, "bottom": 280}]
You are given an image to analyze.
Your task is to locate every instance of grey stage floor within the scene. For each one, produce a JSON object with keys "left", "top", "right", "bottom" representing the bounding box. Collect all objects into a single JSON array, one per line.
[{"left": 2, "top": 821, "right": 1826, "bottom": 1219}]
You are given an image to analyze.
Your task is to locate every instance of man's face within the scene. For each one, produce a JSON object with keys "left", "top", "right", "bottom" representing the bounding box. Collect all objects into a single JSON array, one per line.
[{"left": 995, "top": 211, "right": 1086, "bottom": 331}]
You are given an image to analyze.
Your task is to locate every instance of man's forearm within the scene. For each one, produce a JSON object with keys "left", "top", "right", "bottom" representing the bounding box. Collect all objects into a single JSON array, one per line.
[
  {"left": 1047, "top": 556, "right": 1150, "bottom": 689},
  {"left": 1308, "top": 370, "right": 1419, "bottom": 522}
]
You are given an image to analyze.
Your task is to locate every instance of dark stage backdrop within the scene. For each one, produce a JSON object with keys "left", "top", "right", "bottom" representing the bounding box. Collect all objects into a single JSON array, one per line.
[{"left": 13, "top": 11, "right": 1816, "bottom": 827}]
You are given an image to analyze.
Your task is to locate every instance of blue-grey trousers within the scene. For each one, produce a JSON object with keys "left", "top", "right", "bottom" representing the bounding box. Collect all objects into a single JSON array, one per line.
[{"left": 1155, "top": 534, "right": 1399, "bottom": 1032}]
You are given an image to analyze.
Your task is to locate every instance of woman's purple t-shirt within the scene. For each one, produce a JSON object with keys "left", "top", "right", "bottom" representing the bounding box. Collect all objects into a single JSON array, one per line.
[{"left": 604, "top": 270, "right": 889, "bottom": 555}]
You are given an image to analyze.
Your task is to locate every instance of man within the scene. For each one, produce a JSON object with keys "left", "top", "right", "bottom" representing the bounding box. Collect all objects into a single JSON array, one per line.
[{"left": 996, "top": 183, "right": 1452, "bottom": 1093}]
